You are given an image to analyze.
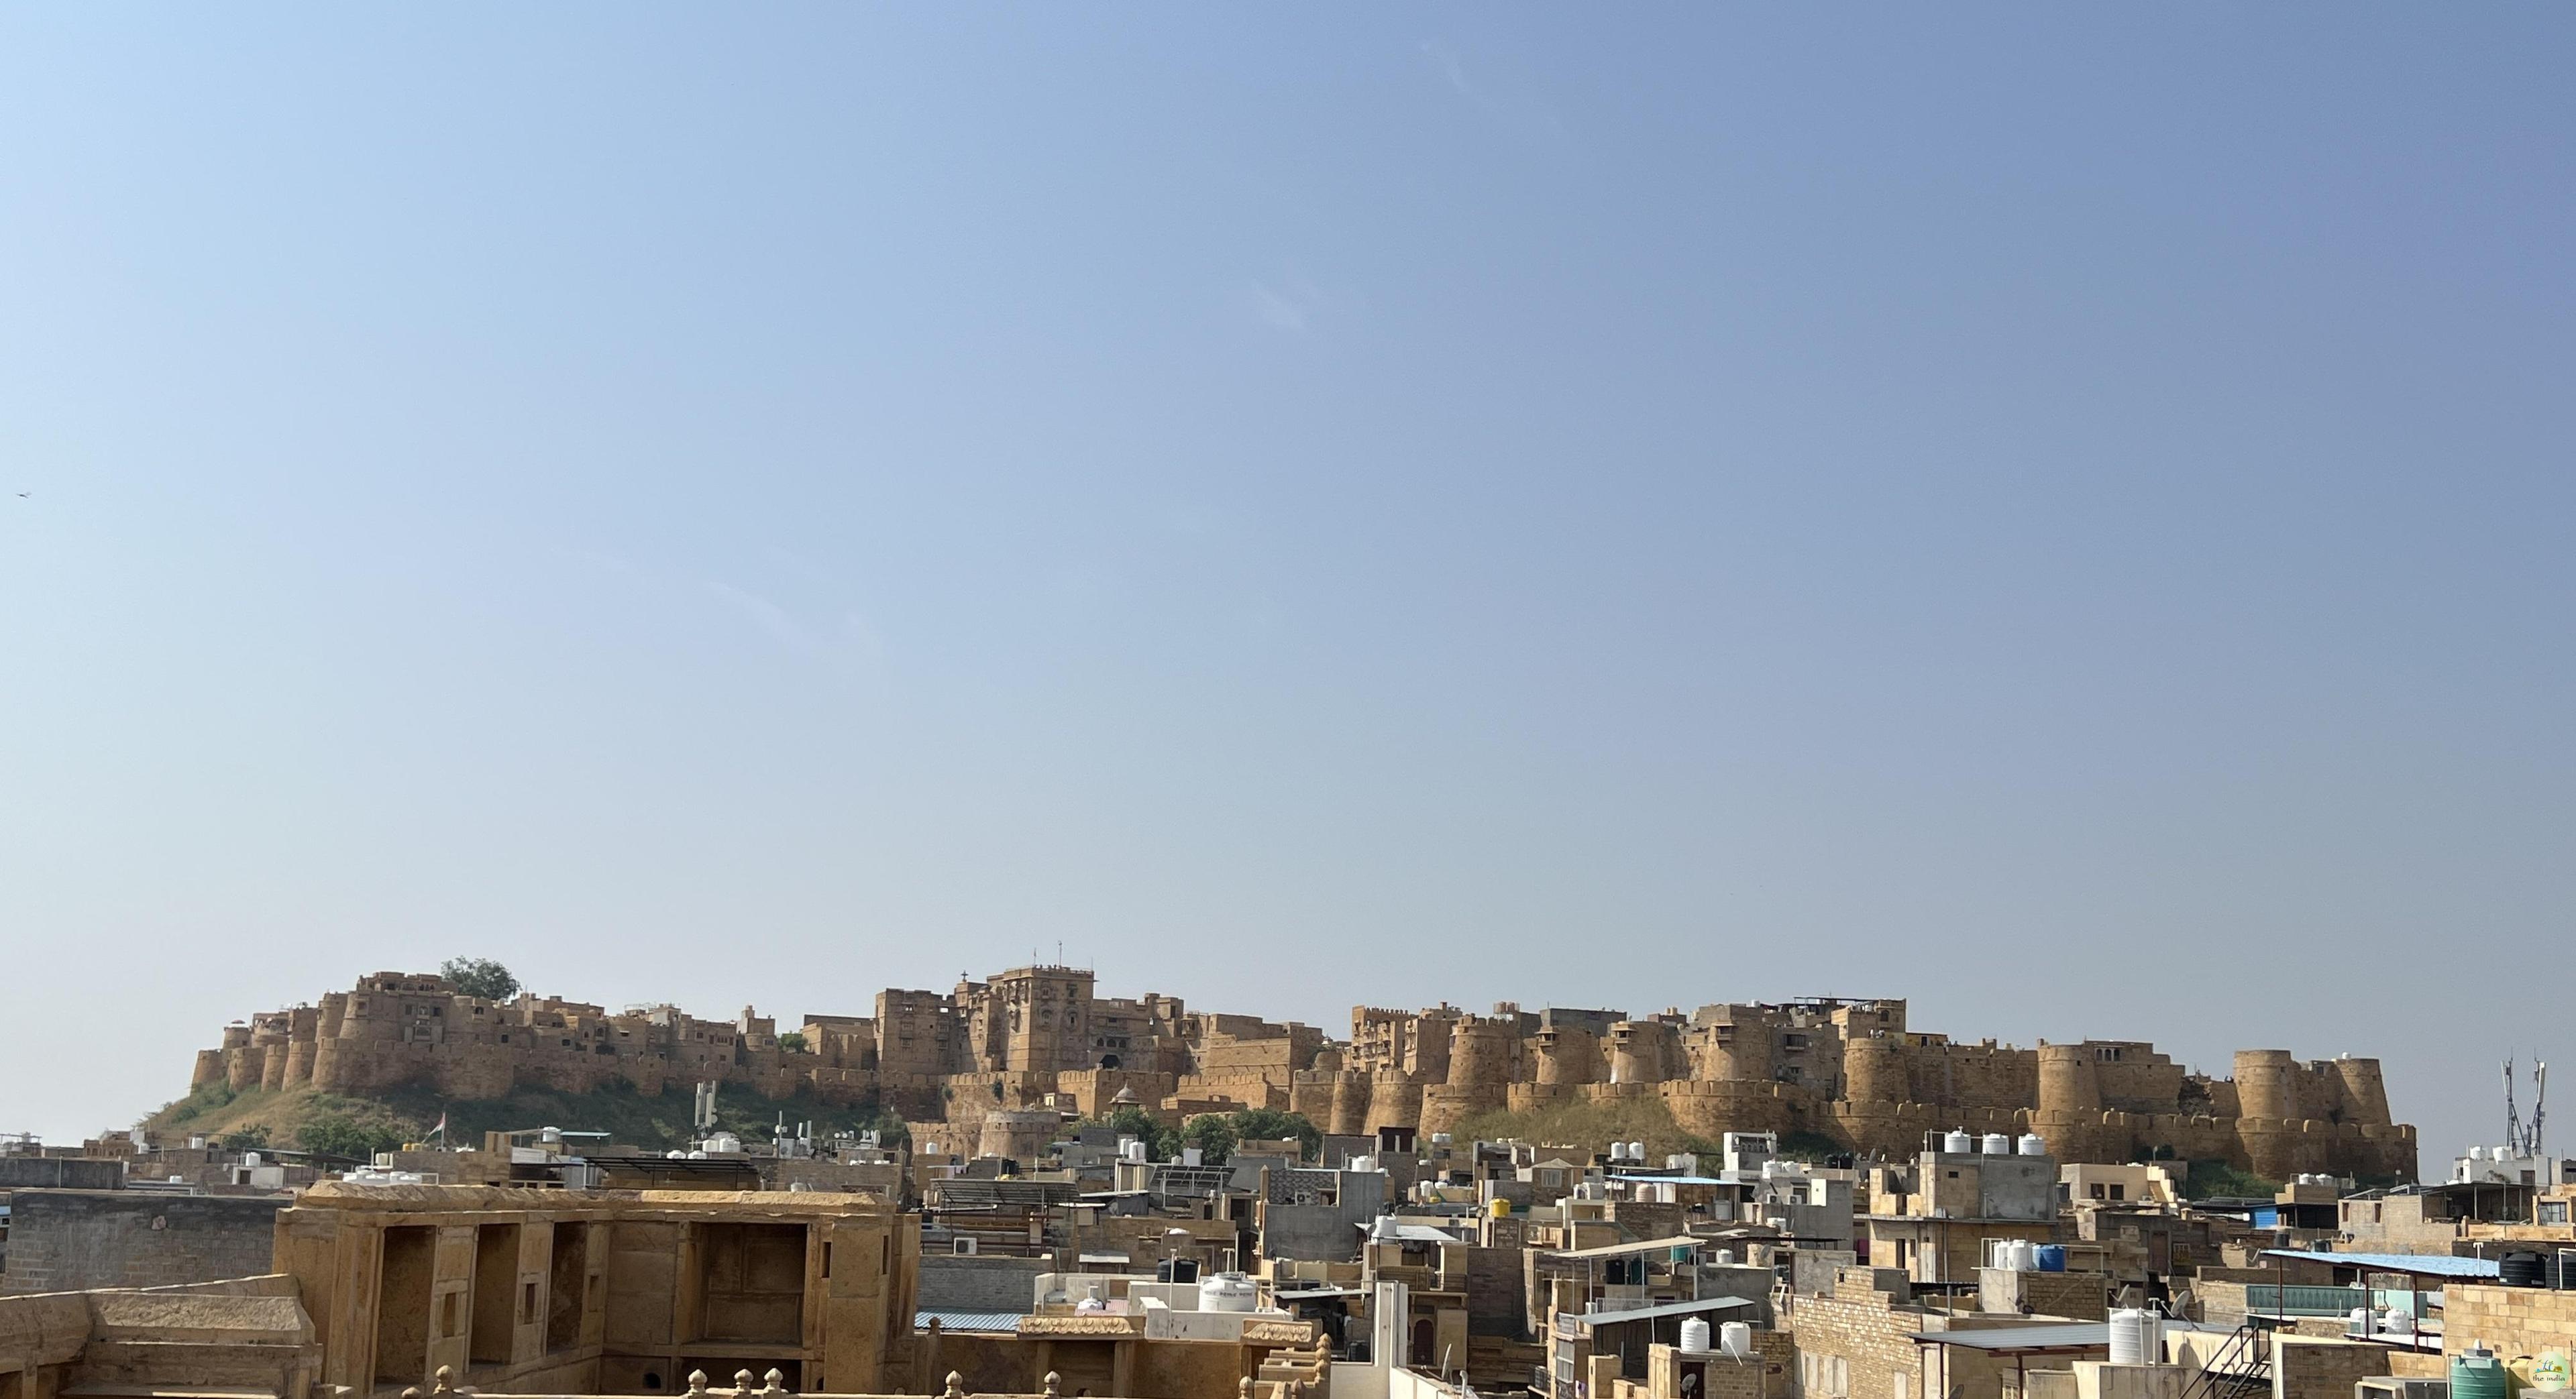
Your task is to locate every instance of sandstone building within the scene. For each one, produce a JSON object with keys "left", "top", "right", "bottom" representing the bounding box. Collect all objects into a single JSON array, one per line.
[{"left": 192, "top": 974, "right": 2413, "bottom": 1180}]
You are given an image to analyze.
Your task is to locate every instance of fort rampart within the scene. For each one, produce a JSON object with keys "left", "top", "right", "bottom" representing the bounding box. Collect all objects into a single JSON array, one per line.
[{"left": 189, "top": 976, "right": 2414, "bottom": 1180}]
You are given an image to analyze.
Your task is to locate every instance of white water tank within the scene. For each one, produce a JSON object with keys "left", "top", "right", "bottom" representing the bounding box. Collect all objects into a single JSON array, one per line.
[
  {"left": 1679, "top": 1318, "right": 1713, "bottom": 1353},
  {"left": 2018, "top": 1134, "right": 2048, "bottom": 1156},
  {"left": 1199, "top": 1273, "right": 1258, "bottom": 1313},
  {"left": 1711, "top": 1248, "right": 1735, "bottom": 1266},
  {"left": 1721, "top": 1322, "right": 1754, "bottom": 1359},
  {"left": 1122, "top": 1139, "right": 1148, "bottom": 1162},
  {"left": 1943, "top": 1130, "right": 1975, "bottom": 1154},
  {"left": 1982, "top": 1133, "right": 2012, "bottom": 1156},
  {"left": 2108, "top": 1310, "right": 2163, "bottom": 1365}
]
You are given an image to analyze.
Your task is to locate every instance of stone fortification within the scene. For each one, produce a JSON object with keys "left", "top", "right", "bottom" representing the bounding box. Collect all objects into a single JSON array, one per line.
[{"left": 189, "top": 974, "right": 2413, "bottom": 1180}]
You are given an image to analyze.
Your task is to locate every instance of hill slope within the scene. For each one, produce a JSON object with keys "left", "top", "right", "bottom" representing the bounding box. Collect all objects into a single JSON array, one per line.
[{"left": 146, "top": 1080, "right": 907, "bottom": 1158}]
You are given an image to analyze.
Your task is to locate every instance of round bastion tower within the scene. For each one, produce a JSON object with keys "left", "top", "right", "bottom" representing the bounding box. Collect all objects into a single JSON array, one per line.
[
  {"left": 1330, "top": 1070, "right": 1375, "bottom": 1138},
  {"left": 2332, "top": 1056, "right": 2393, "bottom": 1126},
  {"left": 2035, "top": 1042, "right": 2104, "bottom": 1160},
  {"left": 1417, "top": 1015, "right": 1517, "bottom": 1136},
  {"left": 1842, "top": 1034, "right": 1907, "bottom": 1105},
  {"left": 2231, "top": 1050, "right": 2302, "bottom": 1121},
  {"left": 1607, "top": 1021, "right": 1672, "bottom": 1085},
  {"left": 1692, "top": 1015, "right": 1774, "bottom": 1083},
  {"left": 1533, "top": 1026, "right": 1601, "bottom": 1086}
]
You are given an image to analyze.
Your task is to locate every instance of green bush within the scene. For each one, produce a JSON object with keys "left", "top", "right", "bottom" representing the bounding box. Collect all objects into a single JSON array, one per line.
[
  {"left": 2182, "top": 1159, "right": 2278, "bottom": 1200},
  {"left": 166, "top": 1082, "right": 237, "bottom": 1125},
  {"left": 775, "top": 1032, "right": 808, "bottom": 1053},
  {"left": 219, "top": 1125, "right": 270, "bottom": 1152},
  {"left": 440, "top": 957, "right": 521, "bottom": 1003},
  {"left": 297, "top": 1113, "right": 407, "bottom": 1161},
  {"left": 1776, "top": 1130, "right": 1845, "bottom": 1163}
]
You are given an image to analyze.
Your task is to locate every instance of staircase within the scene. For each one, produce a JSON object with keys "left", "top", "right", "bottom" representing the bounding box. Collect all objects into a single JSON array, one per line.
[{"left": 2180, "top": 1320, "right": 2273, "bottom": 1399}]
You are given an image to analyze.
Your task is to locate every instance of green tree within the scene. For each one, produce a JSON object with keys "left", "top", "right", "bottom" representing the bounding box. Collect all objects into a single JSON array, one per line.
[
  {"left": 219, "top": 1125, "right": 270, "bottom": 1152},
  {"left": 1085, "top": 1105, "right": 1179, "bottom": 1160},
  {"left": 1182, "top": 1114, "right": 1240, "bottom": 1165},
  {"left": 439, "top": 956, "right": 521, "bottom": 1002},
  {"left": 298, "top": 1113, "right": 404, "bottom": 1161},
  {"left": 776, "top": 1032, "right": 808, "bottom": 1053},
  {"left": 1228, "top": 1108, "right": 1322, "bottom": 1159}
]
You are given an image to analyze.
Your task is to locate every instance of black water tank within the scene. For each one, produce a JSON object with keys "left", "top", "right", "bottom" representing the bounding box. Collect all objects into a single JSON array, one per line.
[{"left": 2499, "top": 1251, "right": 2545, "bottom": 1288}]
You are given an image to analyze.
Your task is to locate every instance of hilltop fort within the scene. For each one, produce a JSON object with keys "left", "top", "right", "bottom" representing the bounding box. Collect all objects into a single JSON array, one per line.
[{"left": 192, "top": 964, "right": 2414, "bottom": 1181}]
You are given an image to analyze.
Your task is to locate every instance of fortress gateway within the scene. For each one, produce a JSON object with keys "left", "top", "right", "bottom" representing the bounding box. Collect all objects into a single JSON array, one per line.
[{"left": 195, "top": 964, "right": 2415, "bottom": 1180}]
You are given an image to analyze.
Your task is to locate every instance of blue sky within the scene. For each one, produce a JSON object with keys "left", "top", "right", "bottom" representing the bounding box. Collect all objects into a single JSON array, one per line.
[{"left": 1, "top": 8, "right": 2568, "bottom": 1162}]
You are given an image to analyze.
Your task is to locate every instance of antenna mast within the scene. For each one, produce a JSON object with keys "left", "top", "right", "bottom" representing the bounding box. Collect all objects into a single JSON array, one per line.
[
  {"left": 2506, "top": 1058, "right": 2522, "bottom": 1156},
  {"left": 2536, "top": 1062, "right": 2548, "bottom": 1159}
]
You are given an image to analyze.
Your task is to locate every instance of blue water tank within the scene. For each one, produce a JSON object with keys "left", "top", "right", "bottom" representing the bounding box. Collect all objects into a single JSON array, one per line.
[{"left": 2034, "top": 1245, "right": 2067, "bottom": 1272}]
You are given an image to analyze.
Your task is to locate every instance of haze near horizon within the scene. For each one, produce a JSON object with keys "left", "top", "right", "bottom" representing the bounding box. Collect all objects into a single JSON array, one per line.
[{"left": 1, "top": 7, "right": 2569, "bottom": 1167}]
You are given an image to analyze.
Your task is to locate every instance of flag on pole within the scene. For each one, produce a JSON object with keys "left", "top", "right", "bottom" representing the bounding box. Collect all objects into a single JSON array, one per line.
[{"left": 431, "top": 1113, "right": 447, "bottom": 1145}]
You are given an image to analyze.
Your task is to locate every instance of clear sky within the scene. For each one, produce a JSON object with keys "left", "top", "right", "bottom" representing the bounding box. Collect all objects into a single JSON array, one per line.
[{"left": 1, "top": 8, "right": 2568, "bottom": 1166}]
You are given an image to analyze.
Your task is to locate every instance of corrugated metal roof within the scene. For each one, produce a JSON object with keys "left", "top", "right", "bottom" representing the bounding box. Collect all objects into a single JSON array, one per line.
[
  {"left": 1914, "top": 1321, "right": 2230, "bottom": 1353},
  {"left": 1613, "top": 1174, "right": 1733, "bottom": 1186},
  {"left": 916, "top": 1309, "right": 1024, "bottom": 1333},
  {"left": 1360, "top": 1223, "right": 1463, "bottom": 1242},
  {"left": 2259, "top": 1249, "right": 2502, "bottom": 1279},
  {"left": 1548, "top": 1235, "right": 1709, "bottom": 1260},
  {"left": 1572, "top": 1296, "right": 1760, "bottom": 1326}
]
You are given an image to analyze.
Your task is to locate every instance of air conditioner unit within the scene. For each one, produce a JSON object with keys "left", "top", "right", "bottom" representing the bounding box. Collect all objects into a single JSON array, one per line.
[{"left": 953, "top": 1237, "right": 978, "bottom": 1256}]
